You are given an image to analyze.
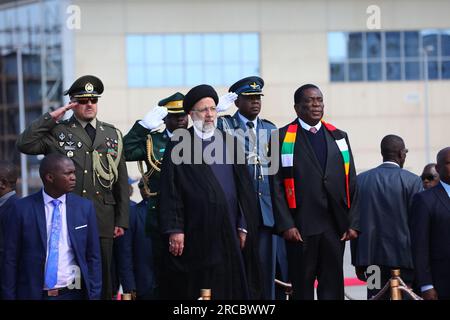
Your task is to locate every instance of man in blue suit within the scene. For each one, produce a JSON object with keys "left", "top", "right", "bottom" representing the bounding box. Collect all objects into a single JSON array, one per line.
[
  {"left": 2, "top": 154, "right": 102, "bottom": 300},
  {"left": 217, "top": 76, "right": 279, "bottom": 300},
  {"left": 411, "top": 147, "right": 450, "bottom": 300},
  {"left": 0, "top": 161, "right": 19, "bottom": 287},
  {"left": 351, "top": 135, "right": 422, "bottom": 299},
  {"left": 116, "top": 179, "right": 157, "bottom": 299}
]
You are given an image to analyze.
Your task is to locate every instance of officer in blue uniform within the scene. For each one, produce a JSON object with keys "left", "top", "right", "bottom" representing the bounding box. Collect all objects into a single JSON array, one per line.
[{"left": 217, "top": 76, "right": 280, "bottom": 299}]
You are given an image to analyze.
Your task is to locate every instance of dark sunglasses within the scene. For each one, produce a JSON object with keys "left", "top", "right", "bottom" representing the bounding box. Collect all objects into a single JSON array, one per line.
[
  {"left": 74, "top": 98, "right": 98, "bottom": 105},
  {"left": 421, "top": 174, "right": 437, "bottom": 181}
]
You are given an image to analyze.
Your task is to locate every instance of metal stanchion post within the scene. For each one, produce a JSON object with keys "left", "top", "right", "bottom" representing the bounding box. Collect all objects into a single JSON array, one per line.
[{"left": 390, "top": 269, "right": 402, "bottom": 300}]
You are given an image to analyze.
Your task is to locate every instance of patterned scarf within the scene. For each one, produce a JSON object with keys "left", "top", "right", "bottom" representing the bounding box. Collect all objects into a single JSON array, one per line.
[{"left": 281, "top": 119, "right": 351, "bottom": 209}]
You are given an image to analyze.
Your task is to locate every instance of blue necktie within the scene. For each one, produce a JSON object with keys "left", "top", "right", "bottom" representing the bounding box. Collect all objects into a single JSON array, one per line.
[{"left": 45, "top": 199, "right": 62, "bottom": 289}]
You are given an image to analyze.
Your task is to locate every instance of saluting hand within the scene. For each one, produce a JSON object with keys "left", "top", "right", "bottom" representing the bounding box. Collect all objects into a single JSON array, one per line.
[
  {"left": 169, "top": 232, "right": 185, "bottom": 256},
  {"left": 283, "top": 227, "right": 303, "bottom": 242},
  {"left": 49, "top": 102, "right": 76, "bottom": 122}
]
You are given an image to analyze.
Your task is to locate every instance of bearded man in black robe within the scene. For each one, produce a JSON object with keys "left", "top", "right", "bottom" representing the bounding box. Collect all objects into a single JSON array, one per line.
[{"left": 158, "top": 84, "right": 262, "bottom": 300}]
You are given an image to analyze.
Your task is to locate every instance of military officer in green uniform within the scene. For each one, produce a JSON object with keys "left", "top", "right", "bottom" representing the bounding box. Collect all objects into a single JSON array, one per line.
[
  {"left": 17, "top": 75, "right": 129, "bottom": 300},
  {"left": 123, "top": 92, "right": 188, "bottom": 297}
]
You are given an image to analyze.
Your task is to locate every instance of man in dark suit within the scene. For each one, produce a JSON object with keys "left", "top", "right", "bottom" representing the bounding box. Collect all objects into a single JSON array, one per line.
[
  {"left": 116, "top": 179, "right": 157, "bottom": 299},
  {"left": 271, "top": 84, "right": 358, "bottom": 300},
  {"left": 0, "top": 161, "right": 18, "bottom": 287},
  {"left": 411, "top": 147, "right": 450, "bottom": 300},
  {"left": 351, "top": 135, "right": 422, "bottom": 299},
  {"left": 420, "top": 163, "right": 440, "bottom": 190},
  {"left": 2, "top": 154, "right": 102, "bottom": 300}
]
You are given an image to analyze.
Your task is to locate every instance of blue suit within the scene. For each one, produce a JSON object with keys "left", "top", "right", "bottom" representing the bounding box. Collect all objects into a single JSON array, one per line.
[
  {"left": 116, "top": 200, "right": 157, "bottom": 299},
  {"left": 410, "top": 183, "right": 450, "bottom": 299},
  {"left": 218, "top": 112, "right": 281, "bottom": 299},
  {"left": 1, "top": 191, "right": 102, "bottom": 300}
]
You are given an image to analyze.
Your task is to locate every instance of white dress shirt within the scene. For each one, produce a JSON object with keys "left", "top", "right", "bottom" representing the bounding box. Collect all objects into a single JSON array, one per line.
[
  {"left": 42, "top": 190, "right": 77, "bottom": 289},
  {"left": 238, "top": 113, "right": 257, "bottom": 132},
  {"left": 298, "top": 118, "right": 322, "bottom": 132}
]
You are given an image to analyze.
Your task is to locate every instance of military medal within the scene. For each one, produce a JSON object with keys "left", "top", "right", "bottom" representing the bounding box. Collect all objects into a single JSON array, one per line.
[
  {"left": 77, "top": 141, "right": 82, "bottom": 148},
  {"left": 58, "top": 132, "right": 65, "bottom": 140},
  {"left": 59, "top": 142, "right": 65, "bottom": 147},
  {"left": 99, "top": 125, "right": 104, "bottom": 131},
  {"left": 67, "top": 151, "right": 74, "bottom": 158},
  {"left": 71, "top": 123, "right": 77, "bottom": 128}
]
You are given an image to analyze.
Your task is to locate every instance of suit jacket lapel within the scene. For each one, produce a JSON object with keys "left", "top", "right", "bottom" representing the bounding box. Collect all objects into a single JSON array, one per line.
[
  {"left": 65, "top": 193, "right": 80, "bottom": 256},
  {"left": 434, "top": 184, "right": 450, "bottom": 213},
  {"left": 34, "top": 192, "right": 47, "bottom": 251},
  {"left": 68, "top": 116, "right": 93, "bottom": 148}
]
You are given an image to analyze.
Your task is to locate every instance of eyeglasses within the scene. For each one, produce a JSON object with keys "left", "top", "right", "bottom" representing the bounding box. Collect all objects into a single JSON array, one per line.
[
  {"left": 191, "top": 106, "right": 217, "bottom": 114},
  {"left": 75, "top": 98, "right": 98, "bottom": 105},
  {"left": 421, "top": 174, "right": 437, "bottom": 181}
]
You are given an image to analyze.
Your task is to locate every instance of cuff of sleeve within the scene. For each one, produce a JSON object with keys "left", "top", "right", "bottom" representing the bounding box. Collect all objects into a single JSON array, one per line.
[
  {"left": 421, "top": 285, "right": 434, "bottom": 292},
  {"left": 237, "top": 228, "right": 248, "bottom": 234}
]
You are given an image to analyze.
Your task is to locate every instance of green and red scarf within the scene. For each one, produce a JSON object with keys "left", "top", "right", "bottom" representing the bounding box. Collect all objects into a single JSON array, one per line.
[{"left": 281, "top": 119, "right": 351, "bottom": 209}]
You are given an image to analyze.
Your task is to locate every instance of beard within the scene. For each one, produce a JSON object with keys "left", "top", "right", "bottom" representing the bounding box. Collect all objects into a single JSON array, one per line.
[{"left": 192, "top": 119, "right": 217, "bottom": 133}]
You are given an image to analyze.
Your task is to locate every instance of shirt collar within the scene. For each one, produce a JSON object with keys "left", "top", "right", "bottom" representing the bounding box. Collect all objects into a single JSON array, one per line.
[
  {"left": 193, "top": 125, "right": 215, "bottom": 140},
  {"left": 383, "top": 161, "right": 400, "bottom": 167},
  {"left": 74, "top": 116, "right": 97, "bottom": 129},
  {"left": 42, "top": 189, "right": 67, "bottom": 205},
  {"left": 298, "top": 118, "right": 322, "bottom": 132},
  {"left": 238, "top": 112, "right": 257, "bottom": 130},
  {"left": 166, "top": 129, "right": 174, "bottom": 138},
  {"left": 0, "top": 190, "right": 16, "bottom": 207},
  {"left": 440, "top": 181, "right": 450, "bottom": 198}
]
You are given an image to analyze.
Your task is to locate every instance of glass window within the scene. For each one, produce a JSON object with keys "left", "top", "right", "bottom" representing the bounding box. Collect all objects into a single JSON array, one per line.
[
  {"left": 386, "top": 62, "right": 401, "bottom": 80},
  {"left": 426, "top": 61, "right": 438, "bottom": 79},
  {"left": 386, "top": 32, "right": 401, "bottom": 58},
  {"left": 145, "top": 36, "right": 164, "bottom": 65},
  {"left": 442, "top": 60, "right": 450, "bottom": 79},
  {"left": 348, "top": 33, "right": 363, "bottom": 59},
  {"left": 404, "top": 31, "right": 419, "bottom": 58},
  {"left": 328, "top": 32, "right": 348, "bottom": 61},
  {"left": 405, "top": 61, "right": 421, "bottom": 80},
  {"left": 185, "top": 34, "right": 203, "bottom": 63},
  {"left": 366, "top": 32, "right": 382, "bottom": 59},
  {"left": 367, "top": 62, "right": 382, "bottom": 81},
  {"left": 421, "top": 30, "right": 439, "bottom": 57},
  {"left": 204, "top": 34, "right": 222, "bottom": 64},
  {"left": 441, "top": 30, "right": 450, "bottom": 57},
  {"left": 349, "top": 63, "right": 363, "bottom": 81},
  {"left": 126, "top": 33, "right": 259, "bottom": 87},
  {"left": 330, "top": 63, "right": 345, "bottom": 81}
]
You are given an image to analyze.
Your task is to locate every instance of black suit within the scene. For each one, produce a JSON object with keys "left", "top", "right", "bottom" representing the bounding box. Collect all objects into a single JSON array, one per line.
[
  {"left": 271, "top": 119, "right": 358, "bottom": 300},
  {"left": 410, "top": 183, "right": 450, "bottom": 299}
]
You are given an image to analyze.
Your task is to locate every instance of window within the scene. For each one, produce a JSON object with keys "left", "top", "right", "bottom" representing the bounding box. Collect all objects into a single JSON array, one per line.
[
  {"left": 328, "top": 29, "right": 450, "bottom": 82},
  {"left": 127, "top": 33, "right": 260, "bottom": 87}
]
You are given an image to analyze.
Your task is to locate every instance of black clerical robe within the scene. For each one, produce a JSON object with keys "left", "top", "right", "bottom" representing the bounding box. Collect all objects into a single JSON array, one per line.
[{"left": 159, "top": 128, "right": 262, "bottom": 300}]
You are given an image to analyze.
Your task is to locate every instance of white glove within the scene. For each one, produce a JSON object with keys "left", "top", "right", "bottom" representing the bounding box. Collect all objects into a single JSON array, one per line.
[
  {"left": 139, "top": 106, "right": 168, "bottom": 130},
  {"left": 216, "top": 92, "right": 238, "bottom": 112}
]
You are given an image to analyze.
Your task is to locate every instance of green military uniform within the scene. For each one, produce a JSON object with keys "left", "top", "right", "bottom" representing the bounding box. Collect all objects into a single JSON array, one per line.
[
  {"left": 123, "top": 92, "right": 185, "bottom": 297},
  {"left": 17, "top": 75, "right": 129, "bottom": 300}
]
